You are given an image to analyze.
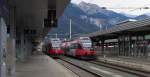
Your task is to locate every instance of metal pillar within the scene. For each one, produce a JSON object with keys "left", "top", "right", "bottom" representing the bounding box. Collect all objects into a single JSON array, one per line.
[
  {"left": 123, "top": 35, "right": 126, "bottom": 56},
  {"left": 105, "top": 43, "right": 108, "bottom": 56},
  {"left": 133, "top": 37, "right": 137, "bottom": 57},
  {"left": 142, "top": 35, "right": 146, "bottom": 58},
  {"left": 119, "top": 35, "right": 126, "bottom": 56},
  {"left": 129, "top": 35, "right": 132, "bottom": 56},
  {"left": 118, "top": 37, "right": 121, "bottom": 56},
  {"left": 0, "top": 17, "right": 3, "bottom": 77},
  {"left": 20, "top": 29, "right": 25, "bottom": 61},
  {"left": 119, "top": 36, "right": 123, "bottom": 56},
  {"left": 126, "top": 35, "right": 130, "bottom": 56},
  {"left": 6, "top": 6, "right": 16, "bottom": 77},
  {"left": 120, "top": 35, "right": 125, "bottom": 56},
  {"left": 0, "top": 18, "right": 6, "bottom": 77},
  {"left": 101, "top": 40, "right": 105, "bottom": 57},
  {"left": 124, "top": 36, "right": 126, "bottom": 56},
  {"left": 136, "top": 35, "right": 139, "bottom": 57}
]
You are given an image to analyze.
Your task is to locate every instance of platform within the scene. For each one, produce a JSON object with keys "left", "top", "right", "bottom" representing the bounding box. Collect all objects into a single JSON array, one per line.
[
  {"left": 98, "top": 56, "right": 150, "bottom": 72},
  {"left": 15, "top": 55, "right": 78, "bottom": 77}
]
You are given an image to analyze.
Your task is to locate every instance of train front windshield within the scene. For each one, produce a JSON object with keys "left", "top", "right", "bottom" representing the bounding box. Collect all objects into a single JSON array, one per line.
[
  {"left": 81, "top": 40, "right": 92, "bottom": 48},
  {"left": 80, "top": 38, "right": 92, "bottom": 49},
  {"left": 51, "top": 39, "right": 61, "bottom": 49}
]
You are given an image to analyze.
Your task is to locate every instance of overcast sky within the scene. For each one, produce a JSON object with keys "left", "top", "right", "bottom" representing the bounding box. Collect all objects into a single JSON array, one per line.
[{"left": 71, "top": 0, "right": 150, "bottom": 16}]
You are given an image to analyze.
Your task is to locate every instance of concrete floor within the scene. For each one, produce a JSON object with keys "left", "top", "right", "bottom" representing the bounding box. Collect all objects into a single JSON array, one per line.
[
  {"left": 98, "top": 56, "right": 150, "bottom": 72},
  {"left": 15, "top": 55, "right": 78, "bottom": 77}
]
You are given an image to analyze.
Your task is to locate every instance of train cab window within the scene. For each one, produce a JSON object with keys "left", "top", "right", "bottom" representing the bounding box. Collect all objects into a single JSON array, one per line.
[
  {"left": 70, "top": 43, "right": 78, "bottom": 49},
  {"left": 69, "top": 45, "right": 74, "bottom": 49},
  {"left": 78, "top": 44, "right": 82, "bottom": 49}
]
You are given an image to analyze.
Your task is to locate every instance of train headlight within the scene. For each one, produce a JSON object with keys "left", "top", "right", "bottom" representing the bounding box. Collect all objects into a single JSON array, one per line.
[{"left": 90, "top": 48, "right": 94, "bottom": 51}]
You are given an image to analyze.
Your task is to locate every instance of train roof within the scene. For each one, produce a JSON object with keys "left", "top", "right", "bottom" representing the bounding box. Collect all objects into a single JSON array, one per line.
[{"left": 50, "top": 38, "right": 61, "bottom": 41}]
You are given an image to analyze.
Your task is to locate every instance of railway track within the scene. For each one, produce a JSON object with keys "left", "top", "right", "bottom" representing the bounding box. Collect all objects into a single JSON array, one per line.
[
  {"left": 57, "top": 59, "right": 81, "bottom": 77},
  {"left": 90, "top": 60, "right": 150, "bottom": 77},
  {"left": 57, "top": 58, "right": 102, "bottom": 77},
  {"left": 58, "top": 56, "right": 150, "bottom": 77}
]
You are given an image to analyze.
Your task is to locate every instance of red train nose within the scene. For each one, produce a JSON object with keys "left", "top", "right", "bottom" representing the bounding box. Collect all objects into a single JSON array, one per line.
[
  {"left": 84, "top": 52, "right": 88, "bottom": 55},
  {"left": 48, "top": 49, "right": 56, "bottom": 54},
  {"left": 91, "top": 51, "right": 96, "bottom": 55},
  {"left": 87, "top": 51, "right": 91, "bottom": 55},
  {"left": 57, "top": 49, "right": 64, "bottom": 54}
]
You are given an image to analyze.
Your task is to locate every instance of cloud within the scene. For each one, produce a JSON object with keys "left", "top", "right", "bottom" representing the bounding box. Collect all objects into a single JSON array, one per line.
[{"left": 71, "top": 0, "right": 150, "bottom": 15}]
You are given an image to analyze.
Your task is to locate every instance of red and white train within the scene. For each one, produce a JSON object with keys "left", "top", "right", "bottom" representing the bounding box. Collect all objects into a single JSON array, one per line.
[
  {"left": 61, "top": 37, "right": 96, "bottom": 59},
  {"left": 43, "top": 38, "right": 64, "bottom": 58}
]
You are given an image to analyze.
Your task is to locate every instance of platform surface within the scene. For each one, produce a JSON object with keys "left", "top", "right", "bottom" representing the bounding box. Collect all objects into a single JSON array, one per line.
[
  {"left": 16, "top": 55, "right": 78, "bottom": 77},
  {"left": 98, "top": 56, "right": 150, "bottom": 72}
]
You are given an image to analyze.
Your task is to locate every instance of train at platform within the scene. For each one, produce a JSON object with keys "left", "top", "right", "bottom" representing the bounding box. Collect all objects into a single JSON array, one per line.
[
  {"left": 43, "top": 38, "right": 64, "bottom": 58},
  {"left": 61, "top": 37, "right": 96, "bottom": 60}
]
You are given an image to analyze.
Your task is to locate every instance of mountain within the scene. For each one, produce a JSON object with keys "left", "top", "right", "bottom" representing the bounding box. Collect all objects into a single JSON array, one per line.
[
  {"left": 78, "top": 2, "right": 129, "bottom": 27},
  {"left": 120, "top": 12, "right": 137, "bottom": 18},
  {"left": 135, "top": 14, "right": 150, "bottom": 20},
  {"left": 79, "top": 2, "right": 127, "bottom": 19},
  {"left": 49, "top": 2, "right": 129, "bottom": 38},
  {"left": 145, "top": 13, "right": 150, "bottom": 16}
]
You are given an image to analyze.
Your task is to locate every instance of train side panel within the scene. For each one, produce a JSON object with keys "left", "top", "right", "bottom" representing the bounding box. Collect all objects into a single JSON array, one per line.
[{"left": 62, "top": 41, "right": 96, "bottom": 60}]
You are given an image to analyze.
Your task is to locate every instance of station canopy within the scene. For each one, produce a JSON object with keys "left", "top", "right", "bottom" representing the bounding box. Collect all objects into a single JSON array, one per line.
[{"left": 8, "top": 0, "right": 70, "bottom": 42}]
